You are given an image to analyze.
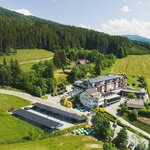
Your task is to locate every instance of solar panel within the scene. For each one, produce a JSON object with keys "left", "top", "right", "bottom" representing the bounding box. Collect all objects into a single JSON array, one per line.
[
  {"left": 14, "top": 109, "right": 62, "bottom": 128},
  {"left": 33, "top": 103, "right": 86, "bottom": 121}
]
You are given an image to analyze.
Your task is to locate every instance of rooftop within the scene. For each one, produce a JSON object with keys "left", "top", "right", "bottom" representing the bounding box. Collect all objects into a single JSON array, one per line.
[
  {"left": 33, "top": 103, "right": 87, "bottom": 121},
  {"left": 126, "top": 100, "right": 145, "bottom": 108},
  {"left": 122, "top": 88, "right": 146, "bottom": 94},
  {"left": 14, "top": 109, "right": 63, "bottom": 128},
  {"left": 89, "top": 75, "right": 123, "bottom": 84}
]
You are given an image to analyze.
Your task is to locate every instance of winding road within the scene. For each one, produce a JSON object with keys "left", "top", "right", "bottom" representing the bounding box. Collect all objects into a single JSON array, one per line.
[
  {"left": 105, "top": 99, "right": 150, "bottom": 138},
  {"left": 0, "top": 88, "right": 149, "bottom": 147}
]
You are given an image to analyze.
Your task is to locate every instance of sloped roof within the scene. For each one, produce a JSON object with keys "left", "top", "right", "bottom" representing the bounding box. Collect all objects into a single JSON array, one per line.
[
  {"left": 14, "top": 109, "right": 62, "bottom": 128},
  {"left": 33, "top": 103, "right": 86, "bottom": 121}
]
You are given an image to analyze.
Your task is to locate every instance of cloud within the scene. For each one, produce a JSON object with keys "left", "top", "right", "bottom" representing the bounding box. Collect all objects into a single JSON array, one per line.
[
  {"left": 138, "top": 1, "right": 143, "bottom": 5},
  {"left": 120, "top": 5, "right": 131, "bottom": 13},
  {"left": 97, "top": 19, "right": 150, "bottom": 38},
  {"left": 13, "top": 8, "right": 33, "bottom": 16},
  {"left": 80, "top": 23, "right": 91, "bottom": 29}
]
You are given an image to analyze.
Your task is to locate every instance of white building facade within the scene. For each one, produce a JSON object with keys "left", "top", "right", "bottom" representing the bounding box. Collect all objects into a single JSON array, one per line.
[{"left": 72, "top": 75, "right": 126, "bottom": 108}]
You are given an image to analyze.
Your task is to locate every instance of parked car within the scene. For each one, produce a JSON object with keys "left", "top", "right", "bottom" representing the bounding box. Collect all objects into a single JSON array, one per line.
[
  {"left": 87, "top": 113, "right": 90, "bottom": 116},
  {"left": 134, "top": 144, "right": 146, "bottom": 150},
  {"left": 128, "top": 142, "right": 134, "bottom": 149}
]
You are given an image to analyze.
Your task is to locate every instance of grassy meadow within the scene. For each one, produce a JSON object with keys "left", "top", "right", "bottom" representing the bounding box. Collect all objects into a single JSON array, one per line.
[
  {"left": 0, "top": 49, "right": 54, "bottom": 64},
  {"left": 0, "top": 93, "right": 45, "bottom": 144},
  {"left": 111, "top": 55, "right": 150, "bottom": 92},
  {"left": 20, "top": 62, "right": 36, "bottom": 72},
  {"left": 0, "top": 93, "right": 31, "bottom": 112},
  {"left": 0, "top": 135, "right": 102, "bottom": 150}
]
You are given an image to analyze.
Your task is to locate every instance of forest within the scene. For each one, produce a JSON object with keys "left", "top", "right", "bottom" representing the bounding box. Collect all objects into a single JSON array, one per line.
[
  {"left": 0, "top": 49, "right": 116, "bottom": 97},
  {"left": 1, "top": 7, "right": 150, "bottom": 57}
]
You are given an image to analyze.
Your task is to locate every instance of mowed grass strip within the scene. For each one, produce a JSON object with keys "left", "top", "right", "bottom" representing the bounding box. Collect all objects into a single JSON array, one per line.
[
  {"left": 111, "top": 55, "right": 150, "bottom": 77},
  {"left": 111, "top": 55, "right": 150, "bottom": 92},
  {"left": 0, "top": 93, "right": 45, "bottom": 144},
  {"left": 0, "top": 49, "right": 54, "bottom": 64},
  {"left": 0, "top": 135, "right": 102, "bottom": 150}
]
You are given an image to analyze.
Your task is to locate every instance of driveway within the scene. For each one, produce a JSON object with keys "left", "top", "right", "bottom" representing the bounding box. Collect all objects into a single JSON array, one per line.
[
  {"left": 105, "top": 98, "right": 150, "bottom": 138},
  {"left": 111, "top": 122, "right": 149, "bottom": 149}
]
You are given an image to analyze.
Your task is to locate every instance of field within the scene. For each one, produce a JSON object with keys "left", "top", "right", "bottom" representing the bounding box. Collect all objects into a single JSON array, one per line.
[
  {"left": 0, "top": 49, "right": 54, "bottom": 64},
  {"left": 123, "top": 113, "right": 150, "bottom": 134},
  {"left": 0, "top": 93, "right": 31, "bottom": 112},
  {"left": 0, "top": 135, "right": 102, "bottom": 150},
  {"left": 0, "top": 93, "right": 45, "bottom": 144},
  {"left": 0, "top": 93, "right": 103, "bottom": 149},
  {"left": 111, "top": 55, "right": 150, "bottom": 92}
]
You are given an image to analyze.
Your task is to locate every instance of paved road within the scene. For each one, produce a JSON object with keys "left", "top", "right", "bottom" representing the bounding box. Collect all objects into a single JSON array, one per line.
[
  {"left": 105, "top": 98, "right": 150, "bottom": 138},
  {"left": 0, "top": 89, "right": 83, "bottom": 116},
  {"left": 111, "top": 122, "right": 149, "bottom": 149},
  {"left": 0, "top": 88, "right": 149, "bottom": 147}
]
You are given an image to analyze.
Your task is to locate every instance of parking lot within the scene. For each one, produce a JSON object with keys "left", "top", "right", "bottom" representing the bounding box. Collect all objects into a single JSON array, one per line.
[{"left": 28, "top": 109, "right": 75, "bottom": 129}]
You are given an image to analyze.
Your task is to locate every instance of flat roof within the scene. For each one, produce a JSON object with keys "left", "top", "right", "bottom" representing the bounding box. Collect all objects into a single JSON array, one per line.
[
  {"left": 122, "top": 89, "right": 146, "bottom": 94},
  {"left": 33, "top": 103, "right": 86, "bottom": 121},
  {"left": 14, "top": 109, "right": 62, "bottom": 128},
  {"left": 105, "top": 94, "right": 121, "bottom": 100},
  {"left": 89, "top": 75, "right": 122, "bottom": 84},
  {"left": 126, "top": 100, "right": 145, "bottom": 108}
]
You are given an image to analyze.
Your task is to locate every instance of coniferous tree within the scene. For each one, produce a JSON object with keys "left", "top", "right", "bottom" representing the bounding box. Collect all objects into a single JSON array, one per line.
[
  {"left": 92, "top": 112, "right": 113, "bottom": 141},
  {"left": 113, "top": 127, "right": 128, "bottom": 150},
  {"left": 3, "top": 58, "right": 7, "bottom": 66},
  {"left": 95, "top": 54, "right": 102, "bottom": 76}
]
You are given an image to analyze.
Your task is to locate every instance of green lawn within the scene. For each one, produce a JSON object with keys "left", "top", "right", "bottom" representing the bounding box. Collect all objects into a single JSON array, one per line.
[
  {"left": 111, "top": 55, "right": 150, "bottom": 93},
  {"left": 0, "top": 135, "right": 102, "bottom": 150},
  {"left": 20, "top": 62, "right": 35, "bottom": 72},
  {"left": 0, "top": 93, "right": 45, "bottom": 144},
  {"left": 127, "top": 76, "right": 141, "bottom": 90},
  {"left": 0, "top": 49, "right": 54, "bottom": 64},
  {"left": 0, "top": 93, "right": 31, "bottom": 112},
  {"left": 0, "top": 86, "right": 26, "bottom": 93},
  {"left": 123, "top": 113, "right": 150, "bottom": 134}
]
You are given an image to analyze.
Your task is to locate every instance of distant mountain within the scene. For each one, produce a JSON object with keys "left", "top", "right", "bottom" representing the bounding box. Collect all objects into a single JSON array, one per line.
[
  {"left": 123, "top": 35, "right": 150, "bottom": 43},
  {"left": 0, "top": 6, "right": 150, "bottom": 56}
]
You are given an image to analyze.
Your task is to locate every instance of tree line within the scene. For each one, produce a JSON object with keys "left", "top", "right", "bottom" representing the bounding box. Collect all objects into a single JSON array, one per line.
[
  {"left": 53, "top": 49, "right": 116, "bottom": 83},
  {"left": 0, "top": 49, "right": 116, "bottom": 96},
  {"left": 1, "top": 7, "right": 150, "bottom": 57}
]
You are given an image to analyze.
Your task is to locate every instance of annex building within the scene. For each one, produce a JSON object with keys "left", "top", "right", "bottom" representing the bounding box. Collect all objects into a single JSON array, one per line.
[
  {"left": 13, "top": 102, "right": 86, "bottom": 131},
  {"left": 72, "top": 74, "right": 127, "bottom": 108}
]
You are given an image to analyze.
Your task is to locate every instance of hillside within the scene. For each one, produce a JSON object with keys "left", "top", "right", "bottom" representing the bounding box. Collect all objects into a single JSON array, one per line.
[
  {"left": 124, "top": 35, "right": 150, "bottom": 43},
  {"left": 1, "top": 7, "right": 150, "bottom": 57},
  {"left": 111, "top": 55, "right": 150, "bottom": 93},
  {"left": 0, "top": 49, "right": 54, "bottom": 64},
  {"left": 0, "top": 7, "right": 58, "bottom": 25}
]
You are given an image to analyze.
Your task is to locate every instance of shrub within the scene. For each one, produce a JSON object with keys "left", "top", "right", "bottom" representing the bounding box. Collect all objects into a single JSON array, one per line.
[
  {"left": 138, "top": 109, "right": 150, "bottom": 118},
  {"left": 127, "top": 93, "right": 135, "bottom": 99},
  {"left": 128, "top": 109, "right": 138, "bottom": 121},
  {"left": 52, "top": 124, "right": 86, "bottom": 136},
  {"left": 103, "top": 142, "right": 117, "bottom": 150}
]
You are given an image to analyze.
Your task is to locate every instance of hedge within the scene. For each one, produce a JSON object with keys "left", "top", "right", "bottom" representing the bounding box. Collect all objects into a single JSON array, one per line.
[
  {"left": 51, "top": 123, "right": 87, "bottom": 136},
  {"left": 138, "top": 109, "right": 150, "bottom": 118}
]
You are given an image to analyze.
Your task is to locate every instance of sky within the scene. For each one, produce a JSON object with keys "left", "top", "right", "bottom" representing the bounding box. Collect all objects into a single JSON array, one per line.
[{"left": 0, "top": 0, "right": 150, "bottom": 38}]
